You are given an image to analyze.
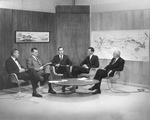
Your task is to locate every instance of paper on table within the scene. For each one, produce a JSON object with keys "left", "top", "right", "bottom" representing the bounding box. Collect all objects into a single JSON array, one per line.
[
  {"left": 61, "top": 79, "right": 68, "bottom": 82},
  {"left": 78, "top": 77, "right": 88, "bottom": 80},
  {"left": 48, "top": 81, "right": 59, "bottom": 83}
]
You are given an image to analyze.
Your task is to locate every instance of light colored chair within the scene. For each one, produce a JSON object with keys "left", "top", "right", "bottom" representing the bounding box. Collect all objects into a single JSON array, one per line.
[
  {"left": 51, "top": 66, "right": 73, "bottom": 79},
  {"left": 107, "top": 71, "right": 121, "bottom": 90},
  {"left": 79, "top": 68, "right": 122, "bottom": 92},
  {"left": 51, "top": 66, "right": 63, "bottom": 79},
  {"left": 51, "top": 66, "right": 72, "bottom": 93},
  {"left": 10, "top": 73, "right": 27, "bottom": 93}
]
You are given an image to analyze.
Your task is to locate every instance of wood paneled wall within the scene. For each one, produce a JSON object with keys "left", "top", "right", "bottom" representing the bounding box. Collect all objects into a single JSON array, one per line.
[
  {"left": 91, "top": 10, "right": 150, "bottom": 87},
  {"left": 0, "top": 8, "right": 56, "bottom": 89},
  {"left": 56, "top": 6, "right": 90, "bottom": 65},
  {"left": 0, "top": 9, "right": 13, "bottom": 89}
]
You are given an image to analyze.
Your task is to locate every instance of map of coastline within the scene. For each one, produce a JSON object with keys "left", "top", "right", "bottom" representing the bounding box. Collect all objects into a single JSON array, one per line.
[{"left": 91, "top": 30, "right": 149, "bottom": 61}]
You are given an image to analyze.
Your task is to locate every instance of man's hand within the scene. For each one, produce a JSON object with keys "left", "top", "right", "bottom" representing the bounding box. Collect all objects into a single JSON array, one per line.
[
  {"left": 82, "top": 64, "right": 89, "bottom": 69},
  {"left": 55, "top": 64, "right": 60, "bottom": 67},
  {"left": 66, "top": 65, "right": 69, "bottom": 67},
  {"left": 108, "top": 70, "right": 112, "bottom": 75},
  {"left": 19, "top": 68, "right": 26, "bottom": 73},
  {"left": 39, "top": 66, "right": 44, "bottom": 70},
  {"left": 102, "top": 68, "right": 106, "bottom": 70}
]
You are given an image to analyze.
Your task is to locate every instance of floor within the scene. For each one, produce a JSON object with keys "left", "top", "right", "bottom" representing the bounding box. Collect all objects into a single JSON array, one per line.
[{"left": 0, "top": 82, "right": 150, "bottom": 120}]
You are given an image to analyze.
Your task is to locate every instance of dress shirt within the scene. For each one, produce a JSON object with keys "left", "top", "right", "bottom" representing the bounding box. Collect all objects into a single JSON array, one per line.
[
  {"left": 11, "top": 56, "right": 22, "bottom": 71},
  {"left": 32, "top": 55, "right": 38, "bottom": 61},
  {"left": 112, "top": 57, "right": 119, "bottom": 64},
  {"left": 89, "top": 54, "right": 93, "bottom": 63},
  {"left": 89, "top": 54, "right": 93, "bottom": 60},
  {"left": 59, "top": 54, "right": 63, "bottom": 60}
]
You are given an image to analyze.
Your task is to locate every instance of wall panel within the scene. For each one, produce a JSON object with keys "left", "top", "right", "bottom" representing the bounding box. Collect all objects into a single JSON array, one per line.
[
  {"left": 0, "top": 9, "right": 13, "bottom": 89},
  {"left": 56, "top": 6, "right": 90, "bottom": 65},
  {"left": 91, "top": 10, "right": 150, "bottom": 87}
]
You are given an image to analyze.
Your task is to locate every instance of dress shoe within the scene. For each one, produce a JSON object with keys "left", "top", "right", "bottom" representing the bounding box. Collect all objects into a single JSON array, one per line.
[
  {"left": 75, "top": 86, "right": 78, "bottom": 89},
  {"left": 88, "top": 86, "right": 97, "bottom": 91},
  {"left": 32, "top": 92, "right": 42, "bottom": 97},
  {"left": 92, "top": 89, "right": 101, "bottom": 95},
  {"left": 48, "top": 89, "right": 56, "bottom": 94}
]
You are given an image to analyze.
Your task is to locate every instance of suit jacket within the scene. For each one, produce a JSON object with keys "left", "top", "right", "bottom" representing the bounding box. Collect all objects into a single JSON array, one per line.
[
  {"left": 26, "top": 55, "right": 43, "bottom": 71},
  {"left": 105, "top": 57, "right": 125, "bottom": 75},
  {"left": 5, "top": 57, "right": 24, "bottom": 74},
  {"left": 80, "top": 55, "right": 99, "bottom": 70},
  {"left": 51, "top": 54, "right": 72, "bottom": 67}
]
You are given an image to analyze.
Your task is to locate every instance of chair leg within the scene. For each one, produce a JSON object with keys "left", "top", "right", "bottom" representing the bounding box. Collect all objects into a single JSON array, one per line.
[{"left": 18, "top": 83, "right": 21, "bottom": 93}]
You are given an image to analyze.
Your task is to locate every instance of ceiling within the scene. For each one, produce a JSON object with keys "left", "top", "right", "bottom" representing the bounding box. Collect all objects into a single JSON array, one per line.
[
  {"left": 74, "top": 0, "right": 150, "bottom": 12},
  {"left": 0, "top": 0, "right": 150, "bottom": 13}
]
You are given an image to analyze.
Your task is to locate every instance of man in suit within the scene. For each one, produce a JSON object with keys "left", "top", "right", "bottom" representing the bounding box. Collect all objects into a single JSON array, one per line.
[
  {"left": 26, "top": 48, "right": 56, "bottom": 94},
  {"left": 72, "top": 47, "right": 99, "bottom": 78},
  {"left": 89, "top": 50, "right": 125, "bottom": 94},
  {"left": 51, "top": 47, "right": 72, "bottom": 92},
  {"left": 5, "top": 49, "right": 42, "bottom": 97}
]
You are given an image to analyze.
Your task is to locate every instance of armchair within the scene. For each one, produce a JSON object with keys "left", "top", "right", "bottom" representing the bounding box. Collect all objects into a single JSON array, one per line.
[
  {"left": 107, "top": 71, "right": 121, "bottom": 90},
  {"left": 10, "top": 73, "right": 27, "bottom": 93}
]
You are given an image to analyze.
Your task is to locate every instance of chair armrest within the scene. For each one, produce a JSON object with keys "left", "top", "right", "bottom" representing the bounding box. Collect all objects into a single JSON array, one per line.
[
  {"left": 10, "top": 73, "right": 20, "bottom": 83},
  {"left": 107, "top": 71, "right": 120, "bottom": 78},
  {"left": 82, "top": 68, "right": 99, "bottom": 79},
  {"left": 52, "top": 66, "right": 63, "bottom": 76}
]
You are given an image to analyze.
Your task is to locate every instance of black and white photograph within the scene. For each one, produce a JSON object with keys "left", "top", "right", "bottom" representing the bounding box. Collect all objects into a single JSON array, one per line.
[{"left": 0, "top": 0, "right": 150, "bottom": 120}]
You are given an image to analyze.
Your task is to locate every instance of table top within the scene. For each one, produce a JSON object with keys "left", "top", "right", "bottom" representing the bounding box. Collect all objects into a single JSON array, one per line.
[{"left": 49, "top": 78, "right": 99, "bottom": 86}]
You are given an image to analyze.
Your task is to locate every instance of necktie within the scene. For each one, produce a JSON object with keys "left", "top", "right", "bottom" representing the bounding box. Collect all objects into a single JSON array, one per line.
[
  {"left": 112, "top": 58, "right": 116, "bottom": 64},
  {"left": 36, "top": 57, "right": 42, "bottom": 65},
  {"left": 60, "top": 55, "right": 63, "bottom": 60}
]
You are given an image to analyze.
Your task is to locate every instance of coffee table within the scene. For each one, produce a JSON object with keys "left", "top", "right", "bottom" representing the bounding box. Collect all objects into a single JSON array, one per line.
[{"left": 49, "top": 78, "right": 99, "bottom": 93}]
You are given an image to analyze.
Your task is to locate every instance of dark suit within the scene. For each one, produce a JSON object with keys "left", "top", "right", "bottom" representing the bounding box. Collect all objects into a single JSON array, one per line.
[
  {"left": 51, "top": 54, "right": 72, "bottom": 78},
  {"left": 5, "top": 57, "right": 41, "bottom": 90},
  {"left": 72, "top": 55, "right": 99, "bottom": 78},
  {"left": 93, "top": 57, "right": 125, "bottom": 90}
]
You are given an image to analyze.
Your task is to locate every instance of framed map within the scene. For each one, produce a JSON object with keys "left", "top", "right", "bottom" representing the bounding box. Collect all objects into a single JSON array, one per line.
[{"left": 91, "top": 30, "right": 149, "bottom": 61}]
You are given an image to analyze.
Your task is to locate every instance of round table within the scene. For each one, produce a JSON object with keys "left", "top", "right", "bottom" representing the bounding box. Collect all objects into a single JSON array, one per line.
[{"left": 49, "top": 78, "right": 99, "bottom": 93}]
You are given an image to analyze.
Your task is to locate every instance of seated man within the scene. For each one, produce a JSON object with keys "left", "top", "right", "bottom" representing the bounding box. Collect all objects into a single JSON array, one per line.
[
  {"left": 51, "top": 47, "right": 72, "bottom": 92},
  {"left": 5, "top": 49, "right": 42, "bottom": 97},
  {"left": 72, "top": 47, "right": 99, "bottom": 78},
  {"left": 26, "top": 47, "right": 56, "bottom": 94},
  {"left": 89, "top": 50, "right": 125, "bottom": 94}
]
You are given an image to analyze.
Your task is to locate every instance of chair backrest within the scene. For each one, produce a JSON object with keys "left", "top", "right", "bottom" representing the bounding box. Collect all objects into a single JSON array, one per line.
[
  {"left": 10, "top": 73, "right": 25, "bottom": 84},
  {"left": 9, "top": 73, "right": 28, "bottom": 93},
  {"left": 52, "top": 66, "right": 63, "bottom": 76},
  {"left": 107, "top": 71, "right": 121, "bottom": 85},
  {"left": 10, "top": 73, "right": 20, "bottom": 84}
]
